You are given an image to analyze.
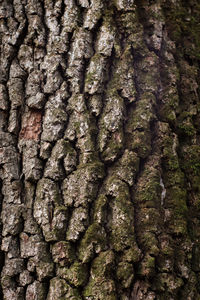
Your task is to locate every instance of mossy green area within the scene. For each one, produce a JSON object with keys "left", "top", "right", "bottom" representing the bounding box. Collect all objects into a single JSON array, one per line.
[
  {"left": 163, "top": 1, "right": 200, "bottom": 60},
  {"left": 180, "top": 146, "right": 200, "bottom": 208},
  {"left": 181, "top": 145, "right": 200, "bottom": 176},
  {"left": 83, "top": 251, "right": 116, "bottom": 300},
  {"left": 135, "top": 167, "right": 161, "bottom": 208},
  {"left": 78, "top": 223, "right": 107, "bottom": 263},
  {"left": 57, "top": 262, "right": 88, "bottom": 287}
]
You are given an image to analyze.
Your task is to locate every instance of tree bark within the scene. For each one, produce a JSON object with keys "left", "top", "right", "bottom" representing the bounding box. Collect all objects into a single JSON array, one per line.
[{"left": 1, "top": 0, "right": 200, "bottom": 299}]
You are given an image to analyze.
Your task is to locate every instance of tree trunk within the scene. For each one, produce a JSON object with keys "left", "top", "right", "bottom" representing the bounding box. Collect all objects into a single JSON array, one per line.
[{"left": 1, "top": 0, "right": 200, "bottom": 299}]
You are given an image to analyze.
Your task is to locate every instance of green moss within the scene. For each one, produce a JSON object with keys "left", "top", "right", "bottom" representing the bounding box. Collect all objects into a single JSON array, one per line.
[
  {"left": 181, "top": 145, "right": 200, "bottom": 175},
  {"left": 78, "top": 223, "right": 107, "bottom": 263},
  {"left": 93, "top": 194, "right": 108, "bottom": 224},
  {"left": 110, "top": 150, "right": 139, "bottom": 186},
  {"left": 129, "top": 130, "right": 152, "bottom": 158},
  {"left": 153, "top": 273, "right": 184, "bottom": 293},
  {"left": 170, "top": 216, "right": 188, "bottom": 236},
  {"left": 139, "top": 232, "right": 159, "bottom": 256},
  {"left": 137, "top": 254, "right": 155, "bottom": 278},
  {"left": 135, "top": 169, "right": 161, "bottom": 207},
  {"left": 165, "top": 186, "right": 187, "bottom": 215},
  {"left": 108, "top": 184, "right": 136, "bottom": 251},
  {"left": 178, "top": 119, "right": 196, "bottom": 137},
  {"left": 163, "top": 2, "right": 200, "bottom": 59},
  {"left": 83, "top": 251, "right": 116, "bottom": 300},
  {"left": 85, "top": 71, "right": 96, "bottom": 86},
  {"left": 116, "top": 262, "right": 134, "bottom": 288},
  {"left": 121, "top": 246, "right": 142, "bottom": 263},
  {"left": 101, "top": 132, "right": 124, "bottom": 162},
  {"left": 57, "top": 262, "right": 88, "bottom": 287},
  {"left": 48, "top": 278, "right": 82, "bottom": 300},
  {"left": 52, "top": 241, "right": 76, "bottom": 266}
]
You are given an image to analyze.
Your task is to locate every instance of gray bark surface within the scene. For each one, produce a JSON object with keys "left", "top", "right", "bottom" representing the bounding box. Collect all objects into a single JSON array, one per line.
[{"left": 0, "top": 0, "right": 200, "bottom": 299}]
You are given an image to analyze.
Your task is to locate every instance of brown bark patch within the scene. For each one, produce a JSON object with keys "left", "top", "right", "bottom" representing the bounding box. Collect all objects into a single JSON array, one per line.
[{"left": 19, "top": 110, "right": 42, "bottom": 141}]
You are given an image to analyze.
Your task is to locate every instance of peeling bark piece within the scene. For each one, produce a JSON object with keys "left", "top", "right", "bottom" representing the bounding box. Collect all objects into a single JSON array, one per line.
[
  {"left": 34, "top": 178, "right": 61, "bottom": 223},
  {"left": 44, "top": 70, "right": 63, "bottom": 94},
  {"left": 57, "top": 262, "right": 88, "bottom": 287},
  {"left": 2, "top": 258, "right": 24, "bottom": 277},
  {"left": 39, "top": 143, "right": 52, "bottom": 162},
  {"left": 9, "top": 58, "right": 26, "bottom": 79},
  {"left": 88, "top": 94, "right": 103, "bottom": 116},
  {"left": 85, "top": 54, "right": 107, "bottom": 94},
  {"left": 93, "top": 195, "right": 108, "bottom": 225},
  {"left": 42, "top": 206, "right": 68, "bottom": 242},
  {"left": 115, "top": 48, "right": 136, "bottom": 100},
  {"left": 52, "top": 241, "right": 76, "bottom": 266},
  {"left": 78, "top": 0, "right": 89, "bottom": 7},
  {"left": 23, "top": 209, "right": 40, "bottom": 234},
  {"left": 22, "top": 140, "right": 43, "bottom": 182},
  {"left": 19, "top": 270, "right": 33, "bottom": 286},
  {"left": 83, "top": 0, "right": 104, "bottom": 30},
  {"left": 106, "top": 178, "right": 136, "bottom": 251},
  {"left": 8, "top": 109, "right": 21, "bottom": 134},
  {"left": 1, "top": 236, "right": 20, "bottom": 258},
  {"left": 0, "top": 0, "right": 13, "bottom": 18},
  {"left": 36, "top": 262, "right": 54, "bottom": 281},
  {"left": 18, "top": 45, "right": 34, "bottom": 72},
  {"left": 67, "top": 29, "right": 93, "bottom": 93},
  {"left": 83, "top": 250, "right": 116, "bottom": 299},
  {"left": 19, "top": 110, "right": 42, "bottom": 141},
  {"left": 47, "top": 277, "right": 82, "bottom": 300},
  {"left": 62, "top": 162, "right": 104, "bottom": 207},
  {"left": 114, "top": 0, "right": 136, "bottom": 11},
  {"left": 98, "top": 94, "right": 125, "bottom": 161},
  {"left": 143, "top": 4, "right": 164, "bottom": 52},
  {"left": 62, "top": 0, "right": 79, "bottom": 33},
  {"left": 26, "top": 92, "right": 45, "bottom": 110},
  {"left": 96, "top": 19, "right": 115, "bottom": 56},
  {"left": 1, "top": 204, "right": 23, "bottom": 236},
  {"left": 117, "top": 262, "right": 134, "bottom": 288},
  {"left": 34, "top": 178, "right": 68, "bottom": 241},
  {"left": 2, "top": 286, "right": 24, "bottom": 300},
  {"left": 25, "top": 70, "right": 43, "bottom": 97},
  {"left": 0, "top": 84, "right": 8, "bottom": 110},
  {"left": 44, "top": 139, "right": 75, "bottom": 180},
  {"left": 20, "top": 233, "right": 46, "bottom": 259},
  {"left": 41, "top": 53, "right": 65, "bottom": 75},
  {"left": 68, "top": 29, "right": 93, "bottom": 63},
  {"left": 78, "top": 223, "right": 107, "bottom": 263},
  {"left": 134, "top": 156, "right": 162, "bottom": 208},
  {"left": 63, "top": 144, "right": 77, "bottom": 175},
  {"left": 66, "top": 207, "right": 89, "bottom": 241},
  {"left": 41, "top": 94, "right": 68, "bottom": 142},
  {"left": 27, "top": 93, "right": 46, "bottom": 110},
  {"left": 26, "top": 281, "right": 47, "bottom": 300},
  {"left": 99, "top": 94, "right": 124, "bottom": 139},
  {"left": 111, "top": 150, "right": 139, "bottom": 186},
  {"left": 2, "top": 180, "right": 21, "bottom": 203}
]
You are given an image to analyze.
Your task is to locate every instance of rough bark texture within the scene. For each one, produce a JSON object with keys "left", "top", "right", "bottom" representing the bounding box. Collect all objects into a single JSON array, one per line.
[{"left": 1, "top": 0, "right": 200, "bottom": 299}]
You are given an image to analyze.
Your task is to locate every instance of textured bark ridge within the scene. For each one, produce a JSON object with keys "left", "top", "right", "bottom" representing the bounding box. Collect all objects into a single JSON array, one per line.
[{"left": 1, "top": 0, "right": 200, "bottom": 299}]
